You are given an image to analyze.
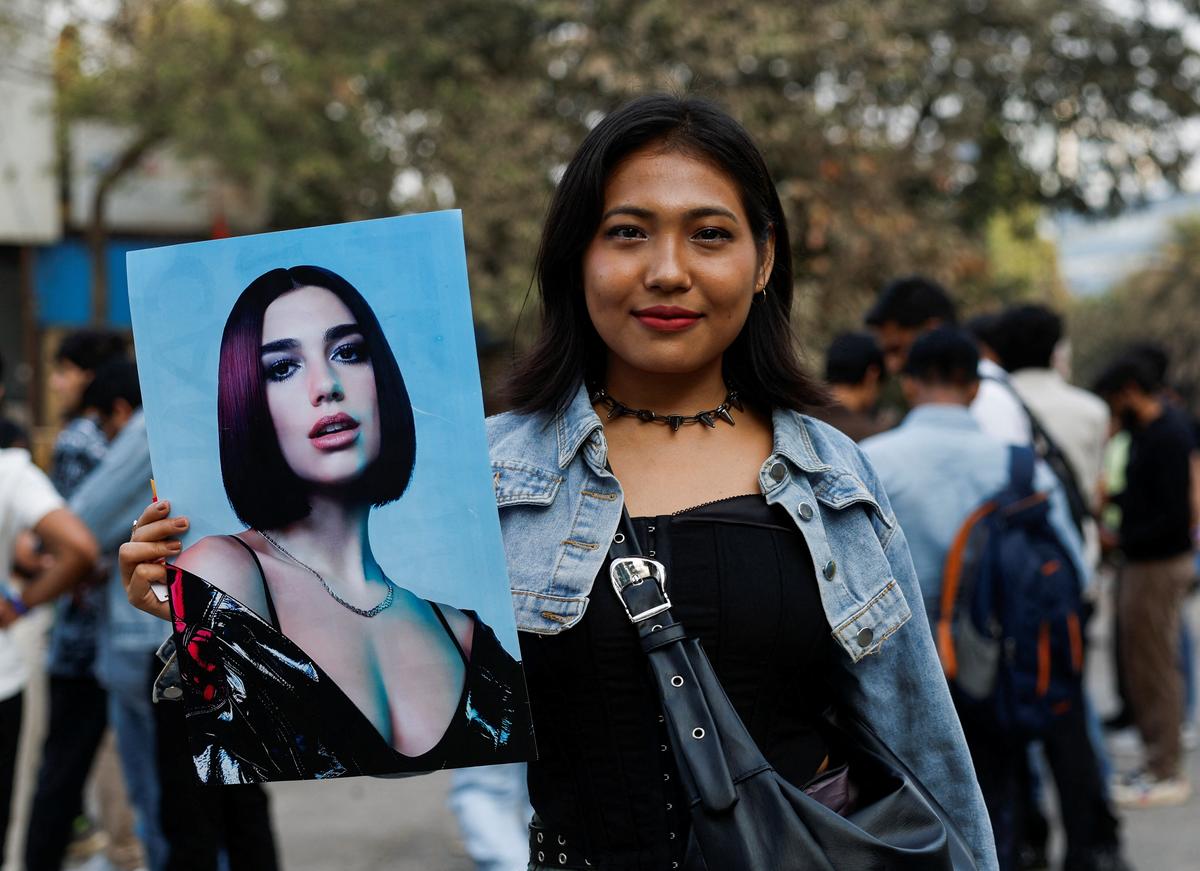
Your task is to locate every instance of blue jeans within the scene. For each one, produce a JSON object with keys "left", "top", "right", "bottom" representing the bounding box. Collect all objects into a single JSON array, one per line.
[
  {"left": 109, "top": 681, "right": 168, "bottom": 871},
  {"left": 450, "top": 763, "right": 532, "bottom": 871}
]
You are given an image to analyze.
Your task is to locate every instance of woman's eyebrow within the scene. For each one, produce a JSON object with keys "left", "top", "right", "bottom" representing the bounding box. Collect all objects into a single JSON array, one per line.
[
  {"left": 599, "top": 205, "right": 739, "bottom": 222},
  {"left": 260, "top": 338, "right": 298, "bottom": 355},
  {"left": 325, "top": 323, "right": 361, "bottom": 343}
]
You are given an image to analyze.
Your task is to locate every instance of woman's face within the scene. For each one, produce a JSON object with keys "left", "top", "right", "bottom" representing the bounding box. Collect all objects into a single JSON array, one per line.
[
  {"left": 259, "top": 285, "right": 381, "bottom": 487},
  {"left": 582, "top": 145, "right": 774, "bottom": 378}
]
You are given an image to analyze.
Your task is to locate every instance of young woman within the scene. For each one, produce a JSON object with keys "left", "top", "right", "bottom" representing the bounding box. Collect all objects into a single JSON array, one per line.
[
  {"left": 148, "top": 266, "right": 529, "bottom": 783},
  {"left": 124, "top": 96, "right": 997, "bottom": 868}
]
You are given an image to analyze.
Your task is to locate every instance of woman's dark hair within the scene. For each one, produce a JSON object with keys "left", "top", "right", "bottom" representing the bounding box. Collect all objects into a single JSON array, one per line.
[
  {"left": 218, "top": 266, "right": 416, "bottom": 530},
  {"left": 506, "top": 94, "right": 824, "bottom": 413}
]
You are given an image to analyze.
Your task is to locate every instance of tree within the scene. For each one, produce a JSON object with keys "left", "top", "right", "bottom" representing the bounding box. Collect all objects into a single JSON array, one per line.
[
  {"left": 1070, "top": 216, "right": 1200, "bottom": 395},
  {"left": 57, "top": 0, "right": 1200, "bottom": 346}
]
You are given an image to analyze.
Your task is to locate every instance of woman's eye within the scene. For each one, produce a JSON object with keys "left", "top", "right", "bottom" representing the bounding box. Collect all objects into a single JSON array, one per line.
[
  {"left": 606, "top": 225, "right": 646, "bottom": 240},
  {"left": 693, "top": 227, "right": 732, "bottom": 242},
  {"left": 331, "top": 341, "right": 368, "bottom": 364},
  {"left": 264, "top": 359, "right": 299, "bottom": 382}
]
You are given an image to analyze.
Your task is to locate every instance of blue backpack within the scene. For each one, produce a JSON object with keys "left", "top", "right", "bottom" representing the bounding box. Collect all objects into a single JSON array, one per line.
[{"left": 935, "top": 446, "right": 1086, "bottom": 736}]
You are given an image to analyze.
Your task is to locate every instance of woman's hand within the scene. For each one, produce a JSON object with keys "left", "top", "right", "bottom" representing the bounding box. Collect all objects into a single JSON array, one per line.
[{"left": 120, "top": 500, "right": 187, "bottom": 622}]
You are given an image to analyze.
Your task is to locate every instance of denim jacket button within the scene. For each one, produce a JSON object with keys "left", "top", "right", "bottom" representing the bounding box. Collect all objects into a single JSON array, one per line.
[
  {"left": 769, "top": 462, "right": 787, "bottom": 482},
  {"left": 797, "top": 502, "right": 814, "bottom": 521},
  {"left": 823, "top": 560, "right": 837, "bottom": 580},
  {"left": 856, "top": 627, "right": 874, "bottom": 647}
]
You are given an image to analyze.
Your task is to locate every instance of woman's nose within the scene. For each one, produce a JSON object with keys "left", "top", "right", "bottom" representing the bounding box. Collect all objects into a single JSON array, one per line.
[
  {"left": 644, "top": 235, "right": 691, "bottom": 293},
  {"left": 309, "top": 364, "right": 345, "bottom": 405}
]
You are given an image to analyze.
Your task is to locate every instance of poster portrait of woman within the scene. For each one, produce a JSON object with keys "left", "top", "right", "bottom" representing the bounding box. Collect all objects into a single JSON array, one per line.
[{"left": 127, "top": 214, "right": 534, "bottom": 784}]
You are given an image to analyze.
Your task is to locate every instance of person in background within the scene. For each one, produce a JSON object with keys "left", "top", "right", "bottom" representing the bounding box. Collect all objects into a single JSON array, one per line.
[
  {"left": 0, "top": 351, "right": 30, "bottom": 450},
  {"left": 1095, "top": 356, "right": 1195, "bottom": 807},
  {"left": 977, "top": 307, "right": 1124, "bottom": 869},
  {"left": 864, "top": 277, "right": 1029, "bottom": 443},
  {"left": 992, "top": 305, "right": 1108, "bottom": 566},
  {"left": 49, "top": 330, "right": 127, "bottom": 494},
  {"left": 1125, "top": 343, "right": 1199, "bottom": 744},
  {"left": 862, "top": 328, "right": 1130, "bottom": 871},
  {"left": 25, "top": 357, "right": 141, "bottom": 871},
  {"left": 0, "top": 433, "right": 98, "bottom": 864},
  {"left": 808, "top": 331, "right": 887, "bottom": 441}
]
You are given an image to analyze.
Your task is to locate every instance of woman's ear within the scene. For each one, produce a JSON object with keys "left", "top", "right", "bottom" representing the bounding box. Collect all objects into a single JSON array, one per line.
[{"left": 756, "top": 225, "right": 776, "bottom": 293}]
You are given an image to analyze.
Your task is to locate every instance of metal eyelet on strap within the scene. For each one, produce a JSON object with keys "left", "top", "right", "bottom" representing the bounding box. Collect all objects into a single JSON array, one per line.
[
  {"left": 613, "top": 532, "right": 625, "bottom": 543},
  {"left": 670, "top": 675, "right": 684, "bottom": 687},
  {"left": 537, "top": 833, "right": 544, "bottom": 844},
  {"left": 692, "top": 727, "right": 705, "bottom": 739},
  {"left": 558, "top": 835, "right": 566, "bottom": 846},
  {"left": 647, "top": 525, "right": 655, "bottom": 533},
  {"left": 648, "top": 549, "right": 656, "bottom": 556},
  {"left": 537, "top": 851, "right": 545, "bottom": 862},
  {"left": 663, "top": 772, "right": 670, "bottom": 781},
  {"left": 559, "top": 853, "right": 567, "bottom": 864}
]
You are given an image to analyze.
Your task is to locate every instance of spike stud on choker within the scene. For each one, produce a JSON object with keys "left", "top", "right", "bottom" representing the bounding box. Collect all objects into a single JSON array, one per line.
[{"left": 589, "top": 387, "right": 742, "bottom": 432}]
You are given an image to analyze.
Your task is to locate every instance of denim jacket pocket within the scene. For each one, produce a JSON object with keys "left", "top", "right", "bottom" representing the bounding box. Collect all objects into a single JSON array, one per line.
[
  {"left": 831, "top": 579, "right": 912, "bottom": 663},
  {"left": 492, "top": 460, "right": 563, "bottom": 507}
]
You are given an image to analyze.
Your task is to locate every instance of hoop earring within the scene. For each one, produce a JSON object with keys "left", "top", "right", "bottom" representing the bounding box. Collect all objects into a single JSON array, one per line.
[{"left": 754, "top": 284, "right": 768, "bottom": 301}]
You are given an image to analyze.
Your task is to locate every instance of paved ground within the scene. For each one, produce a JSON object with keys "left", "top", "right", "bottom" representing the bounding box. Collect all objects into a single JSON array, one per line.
[{"left": 4, "top": 573, "right": 1198, "bottom": 871}]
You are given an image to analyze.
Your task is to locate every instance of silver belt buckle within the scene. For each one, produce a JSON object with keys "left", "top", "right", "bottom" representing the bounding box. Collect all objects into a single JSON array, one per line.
[{"left": 610, "top": 556, "right": 671, "bottom": 623}]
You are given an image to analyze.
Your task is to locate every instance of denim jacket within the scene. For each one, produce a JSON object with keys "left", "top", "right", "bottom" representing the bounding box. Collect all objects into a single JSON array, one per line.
[{"left": 488, "top": 384, "right": 999, "bottom": 871}]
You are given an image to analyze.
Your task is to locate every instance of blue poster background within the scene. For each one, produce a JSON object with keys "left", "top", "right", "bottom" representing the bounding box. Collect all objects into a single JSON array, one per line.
[{"left": 126, "top": 211, "right": 519, "bottom": 658}]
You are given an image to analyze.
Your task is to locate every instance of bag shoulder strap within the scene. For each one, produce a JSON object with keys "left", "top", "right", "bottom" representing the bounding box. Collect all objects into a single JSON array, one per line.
[{"left": 1007, "top": 444, "right": 1036, "bottom": 498}]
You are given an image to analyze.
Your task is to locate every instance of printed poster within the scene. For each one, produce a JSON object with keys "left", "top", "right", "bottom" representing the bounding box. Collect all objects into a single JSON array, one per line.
[{"left": 127, "top": 211, "right": 534, "bottom": 784}]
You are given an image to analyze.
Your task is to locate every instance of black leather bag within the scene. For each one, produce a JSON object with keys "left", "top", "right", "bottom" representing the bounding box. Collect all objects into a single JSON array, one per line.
[{"left": 609, "top": 509, "right": 979, "bottom": 871}]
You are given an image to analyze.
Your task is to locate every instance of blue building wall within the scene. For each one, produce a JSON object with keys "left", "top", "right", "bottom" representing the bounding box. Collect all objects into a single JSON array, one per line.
[{"left": 33, "top": 237, "right": 186, "bottom": 326}]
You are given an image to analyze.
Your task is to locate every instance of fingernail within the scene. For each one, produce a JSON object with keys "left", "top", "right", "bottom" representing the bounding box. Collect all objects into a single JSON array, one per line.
[
  {"left": 157, "top": 501, "right": 169, "bottom": 512},
  {"left": 169, "top": 542, "right": 183, "bottom": 551},
  {"left": 173, "top": 518, "right": 188, "bottom": 528}
]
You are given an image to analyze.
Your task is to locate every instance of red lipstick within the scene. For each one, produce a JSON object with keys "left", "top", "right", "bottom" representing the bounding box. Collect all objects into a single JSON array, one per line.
[
  {"left": 632, "top": 305, "right": 703, "bottom": 333},
  {"left": 309, "top": 412, "right": 360, "bottom": 450}
]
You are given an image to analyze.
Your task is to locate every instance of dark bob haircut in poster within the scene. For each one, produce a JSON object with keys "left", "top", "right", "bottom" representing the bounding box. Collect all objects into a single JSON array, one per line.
[{"left": 217, "top": 265, "right": 416, "bottom": 530}]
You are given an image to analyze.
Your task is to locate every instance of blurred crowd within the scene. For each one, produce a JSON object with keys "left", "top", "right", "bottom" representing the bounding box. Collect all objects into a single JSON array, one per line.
[{"left": 0, "top": 273, "right": 1195, "bottom": 871}]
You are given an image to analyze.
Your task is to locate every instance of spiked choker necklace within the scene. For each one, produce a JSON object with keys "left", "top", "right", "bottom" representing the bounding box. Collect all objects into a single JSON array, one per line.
[{"left": 590, "top": 386, "right": 742, "bottom": 431}]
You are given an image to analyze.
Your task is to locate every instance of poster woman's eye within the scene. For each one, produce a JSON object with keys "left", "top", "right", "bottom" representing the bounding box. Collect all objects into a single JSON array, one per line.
[
  {"left": 263, "top": 358, "right": 299, "bottom": 382},
  {"left": 331, "top": 340, "right": 369, "bottom": 365}
]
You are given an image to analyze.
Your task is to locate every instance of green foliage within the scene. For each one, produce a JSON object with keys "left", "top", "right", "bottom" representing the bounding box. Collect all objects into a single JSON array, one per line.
[
  {"left": 1070, "top": 216, "right": 1200, "bottom": 393},
  {"left": 57, "top": 0, "right": 1200, "bottom": 345}
]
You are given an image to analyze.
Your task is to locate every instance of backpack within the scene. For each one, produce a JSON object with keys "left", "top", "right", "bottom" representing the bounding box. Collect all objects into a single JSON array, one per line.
[{"left": 935, "top": 446, "right": 1086, "bottom": 737}]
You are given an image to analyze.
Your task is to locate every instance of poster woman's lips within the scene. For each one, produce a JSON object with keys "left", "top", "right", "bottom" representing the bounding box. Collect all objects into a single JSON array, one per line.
[
  {"left": 309, "top": 413, "right": 360, "bottom": 450},
  {"left": 632, "top": 305, "right": 704, "bottom": 333}
]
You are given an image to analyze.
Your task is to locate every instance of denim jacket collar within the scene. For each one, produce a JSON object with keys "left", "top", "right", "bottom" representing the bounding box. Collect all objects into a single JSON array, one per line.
[{"left": 555, "top": 383, "right": 606, "bottom": 471}]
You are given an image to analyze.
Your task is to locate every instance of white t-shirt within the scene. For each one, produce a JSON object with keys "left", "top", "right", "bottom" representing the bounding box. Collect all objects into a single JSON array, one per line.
[{"left": 0, "top": 449, "right": 65, "bottom": 700}]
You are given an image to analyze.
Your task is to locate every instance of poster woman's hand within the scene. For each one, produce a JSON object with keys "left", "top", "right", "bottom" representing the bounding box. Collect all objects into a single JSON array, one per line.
[{"left": 120, "top": 500, "right": 186, "bottom": 622}]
